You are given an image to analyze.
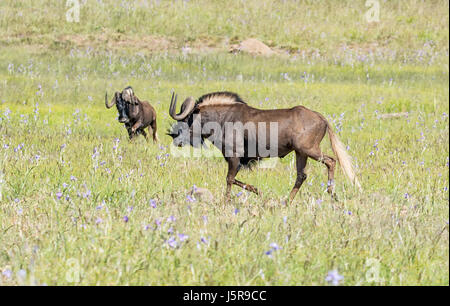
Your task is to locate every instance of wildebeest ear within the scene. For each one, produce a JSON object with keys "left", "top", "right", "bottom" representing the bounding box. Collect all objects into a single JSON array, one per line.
[{"left": 131, "top": 95, "right": 139, "bottom": 105}]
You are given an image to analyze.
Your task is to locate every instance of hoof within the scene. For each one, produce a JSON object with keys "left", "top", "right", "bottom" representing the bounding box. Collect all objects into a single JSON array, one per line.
[{"left": 331, "top": 193, "right": 339, "bottom": 202}]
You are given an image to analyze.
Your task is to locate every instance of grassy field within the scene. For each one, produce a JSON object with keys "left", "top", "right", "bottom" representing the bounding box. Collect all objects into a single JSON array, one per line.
[{"left": 0, "top": 0, "right": 448, "bottom": 285}]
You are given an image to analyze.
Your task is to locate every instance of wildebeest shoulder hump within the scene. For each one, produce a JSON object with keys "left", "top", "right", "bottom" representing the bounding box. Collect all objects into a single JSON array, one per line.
[{"left": 196, "top": 91, "right": 246, "bottom": 107}]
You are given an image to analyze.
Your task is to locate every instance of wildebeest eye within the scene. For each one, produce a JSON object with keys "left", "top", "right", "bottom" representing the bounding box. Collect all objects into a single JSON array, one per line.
[
  {"left": 166, "top": 124, "right": 181, "bottom": 138},
  {"left": 167, "top": 122, "right": 190, "bottom": 140},
  {"left": 166, "top": 129, "right": 178, "bottom": 138}
]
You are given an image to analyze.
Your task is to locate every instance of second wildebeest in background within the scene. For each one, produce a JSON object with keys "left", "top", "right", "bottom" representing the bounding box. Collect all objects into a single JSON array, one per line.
[{"left": 105, "top": 86, "right": 159, "bottom": 142}]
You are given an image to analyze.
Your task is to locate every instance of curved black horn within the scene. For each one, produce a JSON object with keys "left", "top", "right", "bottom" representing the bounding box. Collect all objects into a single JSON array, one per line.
[
  {"left": 169, "top": 93, "right": 195, "bottom": 120},
  {"left": 169, "top": 92, "right": 176, "bottom": 116},
  {"left": 105, "top": 92, "right": 117, "bottom": 109}
]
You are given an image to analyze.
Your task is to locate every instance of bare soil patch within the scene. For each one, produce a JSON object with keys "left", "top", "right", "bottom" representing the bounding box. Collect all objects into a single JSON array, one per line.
[{"left": 56, "top": 33, "right": 176, "bottom": 52}]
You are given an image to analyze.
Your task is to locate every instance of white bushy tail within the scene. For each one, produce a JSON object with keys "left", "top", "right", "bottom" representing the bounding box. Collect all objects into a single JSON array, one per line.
[{"left": 327, "top": 125, "right": 362, "bottom": 190}]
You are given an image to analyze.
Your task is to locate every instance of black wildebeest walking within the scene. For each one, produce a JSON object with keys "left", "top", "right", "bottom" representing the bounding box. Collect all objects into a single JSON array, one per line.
[
  {"left": 167, "top": 91, "right": 361, "bottom": 202},
  {"left": 105, "top": 86, "right": 159, "bottom": 142}
]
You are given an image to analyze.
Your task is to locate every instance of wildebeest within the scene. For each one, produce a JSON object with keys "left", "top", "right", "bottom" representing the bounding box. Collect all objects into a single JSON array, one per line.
[
  {"left": 105, "top": 86, "right": 158, "bottom": 142},
  {"left": 167, "top": 91, "right": 361, "bottom": 202}
]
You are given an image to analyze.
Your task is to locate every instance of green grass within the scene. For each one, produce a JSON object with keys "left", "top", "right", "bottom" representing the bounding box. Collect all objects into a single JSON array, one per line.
[
  {"left": 1, "top": 0, "right": 448, "bottom": 55},
  {"left": 0, "top": 0, "right": 448, "bottom": 285}
]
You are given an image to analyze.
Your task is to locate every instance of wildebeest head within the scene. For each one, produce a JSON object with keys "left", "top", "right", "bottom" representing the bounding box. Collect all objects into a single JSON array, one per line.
[
  {"left": 105, "top": 86, "right": 138, "bottom": 123},
  {"left": 167, "top": 93, "right": 203, "bottom": 148}
]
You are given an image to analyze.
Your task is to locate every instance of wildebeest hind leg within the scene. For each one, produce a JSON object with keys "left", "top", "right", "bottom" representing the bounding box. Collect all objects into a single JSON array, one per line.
[
  {"left": 304, "top": 146, "right": 337, "bottom": 200},
  {"left": 288, "top": 152, "right": 308, "bottom": 203},
  {"left": 151, "top": 121, "right": 159, "bottom": 143}
]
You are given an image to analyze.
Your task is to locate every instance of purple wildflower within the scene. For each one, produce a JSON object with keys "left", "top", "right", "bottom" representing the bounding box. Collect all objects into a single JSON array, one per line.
[
  {"left": 178, "top": 234, "right": 189, "bottom": 242},
  {"left": 149, "top": 199, "right": 157, "bottom": 208},
  {"left": 269, "top": 243, "right": 281, "bottom": 250},
  {"left": 265, "top": 241, "right": 282, "bottom": 257},
  {"left": 186, "top": 194, "right": 196, "bottom": 202},
  {"left": 82, "top": 190, "right": 91, "bottom": 199},
  {"left": 2, "top": 269, "right": 12, "bottom": 278},
  {"left": 167, "top": 237, "right": 177, "bottom": 248},
  {"left": 14, "top": 143, "right": 24, "bottom": 153},
  {"left": 325, "top": 270, "right": 344, "bottom": 286}
]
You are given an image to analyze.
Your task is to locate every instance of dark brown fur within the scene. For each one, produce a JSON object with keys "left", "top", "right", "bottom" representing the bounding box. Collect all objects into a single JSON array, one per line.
[
  {"left": 125, "top": 96, "right": 159, "bottom": 142},
  {"left": 105, "top": 87, "right": 158, "bottom": 142},
  {"left": 168, "top": 92, "right": 361, "bottom": 202}
]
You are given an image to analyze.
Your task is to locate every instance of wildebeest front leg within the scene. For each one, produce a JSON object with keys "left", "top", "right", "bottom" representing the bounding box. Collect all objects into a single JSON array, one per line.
[
  {"left": 131, "top": 120, "right": 142, "bottom": 134},
  {"left": 225, "top": 158, "right": 239, "bottom": 201},
  {"left": 125, "top": 124, "right": 135, "bottom": 140},
  {"left": 127, "top": 121, "right": 142, "bottom": 141},
  {"left": 225, "top": 157, "right": 259, "bottom": 201},
  {"left": 140, "top": 128, "right": 148, "bottom": 141},
  {"left": 233, "top": 179, "right": 260, "bottom": 195}
]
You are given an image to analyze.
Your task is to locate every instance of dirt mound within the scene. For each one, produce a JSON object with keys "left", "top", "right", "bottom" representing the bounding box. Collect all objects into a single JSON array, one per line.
[{"left": 229, "top": 38, "right": 276, "bottom": 56}]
